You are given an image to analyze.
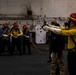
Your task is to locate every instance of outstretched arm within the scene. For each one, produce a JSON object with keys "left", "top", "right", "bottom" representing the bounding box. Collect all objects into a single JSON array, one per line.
[{"left": 43, "top": 26, "right": 61, "bottom": 34}]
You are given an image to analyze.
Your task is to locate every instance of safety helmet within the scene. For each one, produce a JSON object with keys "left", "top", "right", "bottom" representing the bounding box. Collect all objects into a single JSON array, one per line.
[
  {"left": 23, "top": 25, "right": 28, "bottom": 29},
  {"left": 69, "top": 13, "right": 76, "bottom": 23},
  {"left": 13, "top": 22, "right": 18, "bottom": 27},
  {"left": 3, "top": 23, "right": 8, "bottom": 27}
]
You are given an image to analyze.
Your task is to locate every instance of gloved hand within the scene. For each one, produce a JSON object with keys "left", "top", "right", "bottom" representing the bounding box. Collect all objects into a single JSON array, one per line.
[
  {"left": 43, "top": 25, "right": 61, "bottom": 34},
  {"left": 17, "top": 34, "right": 21, "bottom": 36},
  {"left": 2, "top": 34, "right": 8, "bottom": 37},
  {"left": 24, "top": 35, "right": 29, "bottom": 38},
  {"left": 17, "top": 33, "right": 23, "bottom": 36},
  {"left": 43, "top": 26, "right": 50, "bottom": 31},
  {"left": 11, "top": 34, "right": 13, "bottom": 36}
]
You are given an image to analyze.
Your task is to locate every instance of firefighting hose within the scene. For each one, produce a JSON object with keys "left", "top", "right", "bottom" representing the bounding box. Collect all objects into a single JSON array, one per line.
[
  {"left": 30, "top": 18, "right": 51, "bottom": 54},
  {"left": 30, "top": 19, "right": 50, "bottom": 54},
  {"left": 30, "top": 20, "right": 61, "bottom": 54},
  {"left": 30, "top": 36, "right": 49, "bottom": 54},
  {"left": 10, "top": 20, "right": 49, "bottom": 54},
  {"left": 10, "top": 33, "right": 48, "bottom": 54}
]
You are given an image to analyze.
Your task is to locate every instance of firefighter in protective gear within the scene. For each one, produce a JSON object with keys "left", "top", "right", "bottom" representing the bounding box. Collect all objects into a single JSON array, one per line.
[
  {"left": 22, "top": 25, "right": 31, "bottom": 55},
  {"left": 43, "top": 13, "right": 76, "bottom": 75},
  {"left": 46, "top": 20, "right": 65, "bottom": 75},
  {"left": 1, "top": 23, "right": 11, "bottom": 56},
  {"left": 11, "top": 22, "right": 23, "bottom": 55}
]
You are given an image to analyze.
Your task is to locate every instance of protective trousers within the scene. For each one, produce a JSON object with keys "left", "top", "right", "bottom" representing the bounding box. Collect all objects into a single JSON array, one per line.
[
  {"left": 50, "top": 52, "right": 65, "bottom": 75},
  {"left": 1, "top": 38, "right": 11, "bottom": 55},
  {"left": 67, "top": 51, "right": 76, "bottom": 75},
  {"left": 22, "top": 39, "right": 31, "bottom": 55},
  {"left": 11, "top": 37, "right": 22, "bottom": 55}
]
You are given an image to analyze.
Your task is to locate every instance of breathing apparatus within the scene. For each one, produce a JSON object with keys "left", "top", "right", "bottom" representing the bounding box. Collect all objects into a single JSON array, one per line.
[{"left": 64, "top": 13, "right": 76, "bottom": 29}]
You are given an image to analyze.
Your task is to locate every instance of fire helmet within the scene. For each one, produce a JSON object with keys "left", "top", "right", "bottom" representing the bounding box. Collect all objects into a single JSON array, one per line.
[
  {"left": 69, "top": 13, "right": 76, "bottom": 23},
  {"left": 13, "top": 22, "right": 18, "bottom": 27},
  {"left": 23, "top": 25, "right": 28, "bottom": 29},
  {"left": 3, "top": 23, "right": 8, "bottom": 27}
]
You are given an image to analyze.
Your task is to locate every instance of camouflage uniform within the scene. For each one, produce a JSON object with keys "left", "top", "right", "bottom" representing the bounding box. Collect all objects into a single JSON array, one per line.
[{"left": 50, "top": 52, "right": 65, "bottom": 75}]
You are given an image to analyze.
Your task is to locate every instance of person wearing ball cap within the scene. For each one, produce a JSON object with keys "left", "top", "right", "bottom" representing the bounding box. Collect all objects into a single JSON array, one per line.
[{"left": 43, "top": 13, "right": 76, "bottom": 75}]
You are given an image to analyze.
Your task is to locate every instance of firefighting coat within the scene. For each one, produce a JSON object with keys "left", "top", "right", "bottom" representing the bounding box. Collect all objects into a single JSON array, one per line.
[
  {"left": 60, "top": 26, "right": 76, "bottom": 49},
  {"left": 11, "top": 28, "right": 23, "bottom": 38}
]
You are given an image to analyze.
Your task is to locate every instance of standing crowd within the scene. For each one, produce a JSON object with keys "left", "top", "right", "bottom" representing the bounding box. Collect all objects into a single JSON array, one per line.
[{"left": 0, "top": 22, "right": 31, "bottom": 56}]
